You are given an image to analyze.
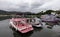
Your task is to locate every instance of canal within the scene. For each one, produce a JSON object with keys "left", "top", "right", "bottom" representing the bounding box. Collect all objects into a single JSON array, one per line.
[{"left": 0, "top": 19, "right": 60, "bottom": 37}]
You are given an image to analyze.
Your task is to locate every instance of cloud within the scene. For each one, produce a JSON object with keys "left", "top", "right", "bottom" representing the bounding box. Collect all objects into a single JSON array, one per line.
[
  {"left": 32, "top": 0, "right": 60, "bottom": 13},
  {"left": 0, "top": 0, "right": 60, "bottom": 13}
]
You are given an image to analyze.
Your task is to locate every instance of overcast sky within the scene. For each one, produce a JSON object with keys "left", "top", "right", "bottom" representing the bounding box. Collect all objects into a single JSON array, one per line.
[{"left": 0, "top": 0, "right": 60, "bottom": 13}]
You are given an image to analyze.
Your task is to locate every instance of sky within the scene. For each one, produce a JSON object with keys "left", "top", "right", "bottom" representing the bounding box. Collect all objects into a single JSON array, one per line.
[{"left": 0, "top": 0, "right": 60, "bottom": 13}]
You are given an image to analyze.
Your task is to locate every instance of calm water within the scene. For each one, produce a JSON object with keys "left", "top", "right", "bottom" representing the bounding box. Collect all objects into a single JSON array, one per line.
[{"left": 0, "top": 19, "right": 60, "bottom": 37}]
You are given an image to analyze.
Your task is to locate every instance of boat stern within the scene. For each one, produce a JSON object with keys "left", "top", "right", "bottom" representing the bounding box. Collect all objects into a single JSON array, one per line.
[{"left": 19, "top": 27, "right": 34, "bottom": 33}]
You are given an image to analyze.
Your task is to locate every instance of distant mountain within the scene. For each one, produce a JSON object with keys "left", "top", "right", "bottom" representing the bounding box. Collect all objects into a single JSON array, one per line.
[
  {"left": 0, "top": 10, "right": 35, "bottom": 15},
  {"left": 0, "top": 10, "right": 60, "bottom": 15}
]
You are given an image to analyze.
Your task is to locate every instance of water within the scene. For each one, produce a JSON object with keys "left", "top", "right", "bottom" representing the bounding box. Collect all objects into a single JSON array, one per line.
[{"left": 0, "top": 19, "right": 60, "bottom": 37}]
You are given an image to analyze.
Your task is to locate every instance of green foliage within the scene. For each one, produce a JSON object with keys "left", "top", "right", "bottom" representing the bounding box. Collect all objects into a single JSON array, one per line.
[{"left": 44, "top": 10, "right": 54, "bottom": 14}]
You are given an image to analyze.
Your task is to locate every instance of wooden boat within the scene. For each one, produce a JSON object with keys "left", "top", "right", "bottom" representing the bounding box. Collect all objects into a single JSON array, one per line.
[{"left": 10, "top": 18, "right": 34, "bottom": 33}]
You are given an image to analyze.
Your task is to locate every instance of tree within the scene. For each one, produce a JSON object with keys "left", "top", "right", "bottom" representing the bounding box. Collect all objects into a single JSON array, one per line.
[{"left": 44, "top": 10, "right": 54, "bottom": 14}]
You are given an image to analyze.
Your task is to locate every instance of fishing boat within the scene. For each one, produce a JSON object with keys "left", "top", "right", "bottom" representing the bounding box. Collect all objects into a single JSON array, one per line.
[{"left": 10, "top": 18, "right": 34, "bottom": 33}]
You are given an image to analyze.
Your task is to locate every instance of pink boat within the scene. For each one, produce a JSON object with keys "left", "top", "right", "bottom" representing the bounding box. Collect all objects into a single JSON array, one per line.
[{"left": 10, "top": 18, "right": 34, "bottom": 33}]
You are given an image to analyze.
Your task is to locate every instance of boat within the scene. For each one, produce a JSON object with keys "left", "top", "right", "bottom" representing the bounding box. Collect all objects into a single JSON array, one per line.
[
  {"left": 41, "top": 14, "right": 59, "bottom": 22},
  {"left": 10, "top": 18, "right": 34, "bottom": 33},
  {"left": 27, "top": 17, "right": 43, "bottom": 27}
]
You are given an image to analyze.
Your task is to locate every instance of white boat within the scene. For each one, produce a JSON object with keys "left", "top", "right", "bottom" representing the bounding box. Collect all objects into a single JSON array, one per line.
[{"left": 27, "top": 17, "right": 43, "bottom": 27}]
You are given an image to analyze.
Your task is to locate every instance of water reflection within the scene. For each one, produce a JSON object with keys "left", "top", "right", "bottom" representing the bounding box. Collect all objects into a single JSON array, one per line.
[
  {"left": 46, "top": 22, "right": 60, "bottom": 29},
  {"left": 47, "top": 25, "right": 54, "bottom": 29},
  {"left": 0, "top": 16, "right": 11, "bottom": 21},
  {"left": 34, "top": 27, "right": 43, "bottom": 32},
  {"left": 13, "top": 31, "right": 33, "bottom": 37},
  {"left": 46, "top": 22, "right": 58, "bottom": 25}
]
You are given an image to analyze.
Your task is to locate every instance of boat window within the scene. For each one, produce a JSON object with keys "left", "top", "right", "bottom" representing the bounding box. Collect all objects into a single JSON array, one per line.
[{"left": 26, "top": 19, "right": 33, "bottom": 23}]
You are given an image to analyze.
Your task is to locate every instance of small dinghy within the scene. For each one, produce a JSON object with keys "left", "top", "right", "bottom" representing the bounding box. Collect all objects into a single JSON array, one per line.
[{"left": 10, "top": 18, "right": 34, "bottom": 33}]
